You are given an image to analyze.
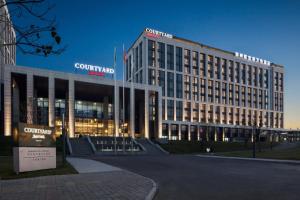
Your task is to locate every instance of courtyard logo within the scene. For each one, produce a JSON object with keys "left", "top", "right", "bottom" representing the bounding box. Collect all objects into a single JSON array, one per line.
[
  {"left": 235, "top": 52, "right": 271, "bottom": 66},
  {"left": 145, "top": 28, "right": 173, "bottom": 39},
  {"left": 24, "top": 127, "right": 52, "bottom": 135},
  {"left": 74, "top": 63, "right": 114, "bottom": 76}
]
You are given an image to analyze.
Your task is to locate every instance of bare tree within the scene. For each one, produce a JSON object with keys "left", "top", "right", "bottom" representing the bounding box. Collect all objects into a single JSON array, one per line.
[{"left": 0, "top": 0, "right": 65, "bottom": 56}]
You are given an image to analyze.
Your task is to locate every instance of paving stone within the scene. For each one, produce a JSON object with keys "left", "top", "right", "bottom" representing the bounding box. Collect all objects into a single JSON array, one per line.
[{"left": 0, "top": 171, "right": 154, "bottom": 200}]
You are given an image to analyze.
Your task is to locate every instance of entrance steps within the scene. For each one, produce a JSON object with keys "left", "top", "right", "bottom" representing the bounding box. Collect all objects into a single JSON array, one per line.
[
  {"left": 69, "top": 137, "right": 94, "bottom": 156},
  {"left": 136, "top": 138, "right": 168, "bottom": 155}
]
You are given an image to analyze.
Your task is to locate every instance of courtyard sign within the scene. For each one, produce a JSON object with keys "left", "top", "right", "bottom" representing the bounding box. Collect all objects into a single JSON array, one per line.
[
  {"left": 74, "top": 62, "right": 114, "bottom": 76},
  {"left": 13, "top": 123, "right": 56, "bottom": 173},
  {"left": 235, "top": 52, "right": 271, "bottom": 66},
  {"left": 145, "top": 28, "right": 173, "bottom": 39}
]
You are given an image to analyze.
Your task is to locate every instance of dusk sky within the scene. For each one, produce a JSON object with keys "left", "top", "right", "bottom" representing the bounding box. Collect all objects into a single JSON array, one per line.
[{"left": 14, "top": 0, "right": 300, "bottom": 129}]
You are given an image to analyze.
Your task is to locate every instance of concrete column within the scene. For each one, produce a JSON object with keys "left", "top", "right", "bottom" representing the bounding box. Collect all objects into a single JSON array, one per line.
[
  {"left": 130, "top": 86, "right": 135, "bottom": 138},
  {"left": 27, "top": 73, "right": 33, "bottom": 124},
  {"left": 68, "top": 79, "right": 75, "bottom": 138},
  {"left": 167, "top": 123, "right": 171, "bottom": 139},
  {"left": 158, "top": 90, "right": 162, "bottom": 138},
  {"left": 144, "top": 89, "right": 149, "bottom": 138},
  {"left": 178, "top": 124, "right": 182, "bottom": 140},
  {"left": 197, "top": 125, "right": 200, "bottom": 141},
  {"left": 188, "top": 125, "right": 191, "bottom": 141},
  {"left": 48, "top": 76, "right": 55, "bottom": 127},
  {"left": 114, "top": 85, "right": 119, "bottom": 137},
  {"left": 4, "top": 68, "right": 11, "bottom": 136},
  {"left": 214, "top": 126, "right": 217, "bottom": 142}
]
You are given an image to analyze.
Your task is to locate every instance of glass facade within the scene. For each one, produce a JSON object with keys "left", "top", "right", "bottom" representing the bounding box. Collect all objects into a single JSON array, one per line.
[{"left": 74, "top": 100, "right": 114, "bottom": 137}]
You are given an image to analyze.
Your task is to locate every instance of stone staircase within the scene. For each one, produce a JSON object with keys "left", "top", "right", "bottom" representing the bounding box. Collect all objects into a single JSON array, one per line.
[
  {"left": 69, "top": 137, "right": 94, "bottom": 156},
  {"left": 136, "top": 138, "right": 168, "bottom": 155}
]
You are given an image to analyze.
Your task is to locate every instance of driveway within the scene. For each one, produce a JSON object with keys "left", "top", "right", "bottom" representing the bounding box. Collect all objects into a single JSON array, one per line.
[{"left": 91, "top": 154, "right": 300, "bottom": 200}]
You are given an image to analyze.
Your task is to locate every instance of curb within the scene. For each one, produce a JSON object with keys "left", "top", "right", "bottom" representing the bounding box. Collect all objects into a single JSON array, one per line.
[
  {"left": 118, "top": 170, "right": 158, "bottom": 200},
  {"left": 196, "top": 154, "right": 300, "bottom": 164},
  {"left": 145, "top": 178, "right": 158, "bottom": 200}
]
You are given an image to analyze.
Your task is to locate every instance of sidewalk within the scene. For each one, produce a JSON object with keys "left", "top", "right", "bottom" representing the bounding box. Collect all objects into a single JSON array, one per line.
[
  {"left": 197, "top": 154, "right": 300, "bottom": 164},
  {"left": 66, "top": 157, "right": 121, "bottom": 173},
  {"left": 0, "top": 157, "right": 157, "bottom": 200}
]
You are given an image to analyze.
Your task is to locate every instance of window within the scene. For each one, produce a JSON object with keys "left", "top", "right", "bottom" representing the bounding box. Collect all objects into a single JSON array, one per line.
[
  {"left": 167, "top": 72, "right": 174, "bottom": 97},
  {"left": 235, "top": 85, "right": 240, "bottom": 106},
  {"left": 158, "top": 42, "right": 165, "bottom": 69},
  {"left": 184, "top": 75, "right": 191, "bottom": 100},
  {"left": 247, "top": 87, "right": 252, "bottom": 107},
  {"left": 176, "top": 47, "right": 182, "bottom": 72},
  {"left": 176, "top": 74, "right": 183, "bottom": 98},
  {"left": 192, "top": 77, "right": 199, "bottom": 101},
  {"left": 192, "top": 51, "right": 199, "bottom": 75},
  {"left": 208, "top": 105, "right": 213, "bottom": 123},
  {"left": 208, "top": 55, "right": 213, "bottom": 78},
  {"left": 184, "top": 49, "right": 191, "bottom": 74},
  {"left": 162, "top": 100, "right": 165, "bottom": 120},
  {"left": 184, "top": 102, "right": 191, "bottom": 121},
  {"left": 221, "top": 59, "right": 227, "bottom": 80},
  {"left": 208, "top": 80, "right": 213, "bottom": 103},
  {"left": 253, "top": 66, "right": 257, "bottom": 86},
  {"left": 215, "top": 81, "right": 220, "bottom": 104},
  {"left": 222, "top": 83, "right": 227, "bottom": 104},
  {"left": 176, "top": 101, "right": 183, "bottom": 121},
  {"left": 167, "top": 45, "right": 174, "bottom": 70},
  {"left": 200, "top": 78, "right": 206, "bottom": 102},
  {"left": 148, "top": 40, "right": 155, "bottom": 67},
  {"left": 167, "top": 100, "right": 174, "bottom": 120},
  {"left": 241, "top": 64, "right": 246, "bottom": 84},
  {"left": 229, "top": 84, "right": 233, "bottom": 105},
  {"left": 200, "top": 53, "right": 206, "bottom": 77},
  {"left": 259, "top": 68, "right": 263, "bottom": 88},
  {"left": 200, "top": 104, "right": 206, "bottom": 122},
  {"left": 135, "top": 46, "right": 138, "bottom": 71},
  {"left": 158, "top": 70, "right": 165, "bottom": 96},
  {"left": 235, "top": 62, "right": 240, "bottom": 83},
  {"left": 264, "top": 69, "right": 268, "bottom": 88},
  {"left": 228, "top": 60, "right": 233, "bottom": 82},
  {"left": 215, "top": 106, "right": 220, "bottom": 123},
  {"left": 148, "top": 69, "right": 155, "bottom": 85},
  {"left": 247, "top": 65, "right": 252, "bottom": 85},
  {"left": 214, "top": 57, "right": 220, "bottom": 79},
  {"left": 193, "top": 103, "right": 199, "bottom": 122},
  {"left": 139, "top": 42, "right": 143, "bottom": 69}
]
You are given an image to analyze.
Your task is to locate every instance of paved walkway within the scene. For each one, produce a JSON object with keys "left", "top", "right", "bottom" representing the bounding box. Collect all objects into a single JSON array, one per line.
[
  {"left": 0, "top": 157, "right": 157, "bottom": 200},
  {"left": 66, "top": 157, "right": 121, "bottom": 173}
]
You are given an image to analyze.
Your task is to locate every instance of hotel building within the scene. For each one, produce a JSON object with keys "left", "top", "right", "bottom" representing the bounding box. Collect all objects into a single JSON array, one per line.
[
  {"left": 0, "top": 19, "right": 285, "bottom": 141},
  {"left": 126, "top": 28, "right": 285, "bottom": 141}
]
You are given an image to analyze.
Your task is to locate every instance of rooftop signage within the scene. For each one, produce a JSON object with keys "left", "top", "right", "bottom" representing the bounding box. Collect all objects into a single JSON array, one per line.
[
  {"left": 235, "top": 52, "right": 271, "bottom": 66},
  {"left": 74, "top": 63, "right": 114, "bottom": 76},
  {"left": 145, "top": 28, "right": 173, "bottom": 39}
]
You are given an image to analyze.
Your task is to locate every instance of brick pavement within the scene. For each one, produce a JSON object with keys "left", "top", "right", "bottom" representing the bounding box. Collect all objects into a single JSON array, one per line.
[{"left": 0, "top": 170, "right": 156, "bottom": 200}]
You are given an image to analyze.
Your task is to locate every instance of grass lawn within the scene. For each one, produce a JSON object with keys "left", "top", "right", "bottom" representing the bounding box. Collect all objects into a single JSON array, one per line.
[
  {"left": 159, "top": 140, "right": 277, "bottom": 154},
  {"left": 0, "top": 154, "right": 77, "bottom": 180},
  {"left": 216, "top": 147, "right": 300, "bottom": 160}
]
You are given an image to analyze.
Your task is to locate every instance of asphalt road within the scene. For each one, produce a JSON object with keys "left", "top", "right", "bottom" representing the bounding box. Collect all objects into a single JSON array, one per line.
[{"left": 91, "top": 155, "right": 300, "bottom": 200}]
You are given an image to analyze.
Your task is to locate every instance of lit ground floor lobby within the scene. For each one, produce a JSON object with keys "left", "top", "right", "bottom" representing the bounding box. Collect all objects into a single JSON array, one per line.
[{"left": 1, "top": 65, "right": 162, "bottom": 139}]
